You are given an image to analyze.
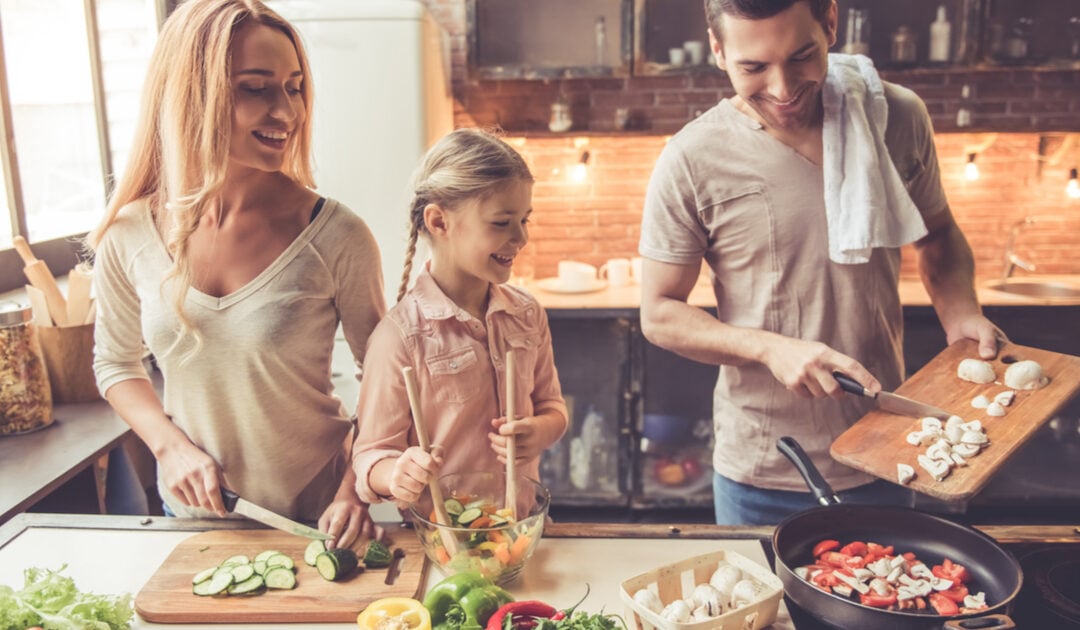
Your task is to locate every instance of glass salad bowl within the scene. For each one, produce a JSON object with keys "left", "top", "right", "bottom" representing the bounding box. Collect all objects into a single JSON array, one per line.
[{"left": 408, "top": 471, "right": 550, "bottom": 585}]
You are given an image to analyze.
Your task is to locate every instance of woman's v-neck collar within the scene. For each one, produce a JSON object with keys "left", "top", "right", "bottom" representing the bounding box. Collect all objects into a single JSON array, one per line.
[{"left": 143, "top": 198, "right": 333, "bottom": 311}]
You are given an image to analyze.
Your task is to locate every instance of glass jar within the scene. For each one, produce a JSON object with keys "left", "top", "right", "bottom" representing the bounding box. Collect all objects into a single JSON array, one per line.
[
  {"left": 0, "top": 301, "right": 53, "bottom": 436},
  {"left": 891, "top": 25, "right": 917, "bottom": 64}
]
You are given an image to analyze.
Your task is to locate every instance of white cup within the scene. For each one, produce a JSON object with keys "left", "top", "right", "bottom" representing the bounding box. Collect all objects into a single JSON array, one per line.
[
  {"left": 599, "top": 258, "right": 631, "bottom": 288},
  {"left": 631, "top": 257, "right": 644, "bottom": 284},
  {"left": 557, "top": 260, "right": 597, "bottom": 291},
  {"left": 668, "top": 47, "right": 686, "bottom": 66},
  {"left": 684, "top": 40, "right": 705, "bottom": 65}
]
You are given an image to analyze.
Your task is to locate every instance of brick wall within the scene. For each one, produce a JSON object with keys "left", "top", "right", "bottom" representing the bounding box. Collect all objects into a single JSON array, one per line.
[
  {"left": 509, "top": 133, "right": 1080, "bottom": 281},
  {"left": 422, "top": 0, "right": 1080, "bottom": 281}
]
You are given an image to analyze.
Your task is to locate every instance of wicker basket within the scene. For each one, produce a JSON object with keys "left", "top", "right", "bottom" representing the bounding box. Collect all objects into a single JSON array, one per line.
[{"left": 619, "top": 549, "right": 784, "bottom": 630}]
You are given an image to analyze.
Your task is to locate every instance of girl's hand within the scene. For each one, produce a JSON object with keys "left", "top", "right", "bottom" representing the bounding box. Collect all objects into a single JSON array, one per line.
[
  {"left": 389, "top": 446, "right": 443, "bottom": 504},
  {"left": 489, "top": 411, "right": 564, "bottom": 465},
  {"left": 318, "top": 491, "right": 376, "bottom": 549},
  {"left": 157, "top": 438, "right": 227, "bottom": 515}
]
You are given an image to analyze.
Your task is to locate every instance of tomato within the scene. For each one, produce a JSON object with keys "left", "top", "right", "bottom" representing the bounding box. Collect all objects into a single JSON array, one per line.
[
  {"left": 932, "top": 558, "right": 972, "bottom": 584},
  {"left": 811, "top": 571, "right": 840, "bottom": 588},
  {"left": 939, "top": 584, "right": 970, "bottom": 603},
  {"left": 820, "top": 551, "right": 852, "bottom": 568},
  {"left": 929, "top": 592, "right": 960, "bottom": 616},
  {"left": 840, "top": 541, "right": 868, "bottom": 557},
  {"left": 859, "top": 591, "right": 898, "bottom": 608},
  {"left": 812, "top": 539, "right": 840, "bottom": 558}
]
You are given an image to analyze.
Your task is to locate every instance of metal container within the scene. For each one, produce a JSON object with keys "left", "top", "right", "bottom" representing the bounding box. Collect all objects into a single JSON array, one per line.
[{"left": 0, "top": 301, "right": 53, "bottom": 436}]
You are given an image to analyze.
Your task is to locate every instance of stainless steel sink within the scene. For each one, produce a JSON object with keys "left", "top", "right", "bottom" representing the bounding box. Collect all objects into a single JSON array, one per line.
[{"left": 982, "top": 279, "right": 1080, "bottom": 300}]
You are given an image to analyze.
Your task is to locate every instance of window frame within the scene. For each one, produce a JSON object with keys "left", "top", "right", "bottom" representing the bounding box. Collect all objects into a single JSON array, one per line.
[{"left": 0, "top": 0, "right": 167, "bottom": 294}]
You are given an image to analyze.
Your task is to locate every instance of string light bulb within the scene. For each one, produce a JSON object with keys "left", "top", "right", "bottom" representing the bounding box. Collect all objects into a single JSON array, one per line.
[
  {"left": 964, "top": 153, "right": 980, "bottom": 181},
  {"left": 569, "top": 150, "right": 590, "bottom": 183},
  {"left": 1068, "top": 167, "right": 1080, "bottom": 199}
]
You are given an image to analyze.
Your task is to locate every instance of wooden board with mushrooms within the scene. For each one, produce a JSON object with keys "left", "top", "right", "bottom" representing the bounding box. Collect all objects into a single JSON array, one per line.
[{"left": 831, "top": 339, "right": 1080, "bottom": 501}]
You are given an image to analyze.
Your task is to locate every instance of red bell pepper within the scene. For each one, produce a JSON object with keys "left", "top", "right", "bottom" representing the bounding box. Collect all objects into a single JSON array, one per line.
[
  {"left": 485, "top": 601, "right": 557, "bottom": 630},
  {"left": 932, "top": 558, "right": 972, "bottom": 584},
  {"left": 812, "top": 539, "right": 840, "bottom": 558},
  {"left": 929, "top": 592, "right": 960, "bottom": 616}
]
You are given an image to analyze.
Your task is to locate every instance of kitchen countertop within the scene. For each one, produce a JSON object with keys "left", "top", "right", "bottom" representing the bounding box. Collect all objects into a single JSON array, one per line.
[
  {"left": 1, "top": 514, "right": 1076, "bottom": 629},
  {"left": 525, "top": 274, "right": 1080, "bottom": 311}
]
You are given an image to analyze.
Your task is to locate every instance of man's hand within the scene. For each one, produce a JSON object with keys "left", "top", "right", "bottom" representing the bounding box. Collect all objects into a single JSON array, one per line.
[
  {"left": 944, "top": 313, "right": 1006, "bottom": 359},
  {"left": 760, "top": 334, "right": 880, "bottom": 399}
]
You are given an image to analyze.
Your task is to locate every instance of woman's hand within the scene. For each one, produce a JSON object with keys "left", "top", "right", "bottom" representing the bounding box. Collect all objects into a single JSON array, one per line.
[
  {"left": 156, "top": 438, "right": 227, "bottom": 516},
  {"left": 389, "top": 446, "right": 443, "bottom": 505},
  {"left": 489, "top": 410, "right": 565, "bottom": 465},
  {"left": 318, "top": 491, "right": 375, "bottom": 549}
]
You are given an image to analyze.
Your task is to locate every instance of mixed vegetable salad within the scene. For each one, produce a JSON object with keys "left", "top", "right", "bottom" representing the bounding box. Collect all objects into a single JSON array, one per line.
[
  {"left": 417, "top": 495, "right": 541, "bottom": 581},
  {"left": 795, "top": 538, "right": 991, "bottom": 616}
]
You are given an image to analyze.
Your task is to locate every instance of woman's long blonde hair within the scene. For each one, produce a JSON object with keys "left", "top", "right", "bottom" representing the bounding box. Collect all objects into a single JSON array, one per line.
[
  {"left": 398, "top": 129, "right": 533, "bottom": 302},
  {"left": 87, "top": 0, "right": 314, "bottom": 354}
]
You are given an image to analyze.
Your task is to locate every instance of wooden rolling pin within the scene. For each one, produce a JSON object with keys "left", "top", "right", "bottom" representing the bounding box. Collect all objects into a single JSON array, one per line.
[{"left": 13, "top": 236, "right": 67, "bottom": 326}]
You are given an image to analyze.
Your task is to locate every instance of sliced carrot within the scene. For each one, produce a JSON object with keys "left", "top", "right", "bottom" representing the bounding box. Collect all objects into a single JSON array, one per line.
[
  {"left": 469, "top": 516, "right": 493, "bottom": 529},
  {"left": 488, "top": 530, "right": 505, "bottom": 545},
  {"left": 435, "top": 546, "right": 450, "bottom": 565},
  {"left": 494, "top": 542, "right": 511, "bottom": 565},
  {"left": 508, "top": 533, "right": 532, "bottom": 564}
]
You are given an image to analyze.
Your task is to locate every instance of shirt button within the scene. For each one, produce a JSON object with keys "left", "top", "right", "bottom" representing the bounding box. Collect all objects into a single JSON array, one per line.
[{"left": 449, "top": 361, "right": 458, "bottom": 369}]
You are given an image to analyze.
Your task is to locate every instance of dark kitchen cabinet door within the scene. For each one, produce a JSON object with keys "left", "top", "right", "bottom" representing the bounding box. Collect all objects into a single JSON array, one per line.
[
  {"left": 543, "top": 317, "right": 634, "bottom": 507},
  {"left": 468, "top": 0, "right": 633, "bottom": 80}
]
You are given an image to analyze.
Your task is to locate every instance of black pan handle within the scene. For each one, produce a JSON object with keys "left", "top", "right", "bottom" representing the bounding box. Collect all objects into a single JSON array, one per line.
[
  {"left": 832, "top": 371, "right": 870, "bottom": 397},
  {"left": 776, "top": 437, "right": 839, "bottom": 506}
]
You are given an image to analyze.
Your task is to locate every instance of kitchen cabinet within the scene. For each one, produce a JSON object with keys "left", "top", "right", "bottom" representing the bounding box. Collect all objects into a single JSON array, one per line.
[{"left": 467, "top": 0, "right": 633, "bottom": 80}]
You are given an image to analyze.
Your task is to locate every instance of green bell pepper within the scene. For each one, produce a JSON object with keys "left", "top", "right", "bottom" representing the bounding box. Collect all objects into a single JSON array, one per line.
[{"left": 423, "top": 572, "right": 514, "bottom": 630}]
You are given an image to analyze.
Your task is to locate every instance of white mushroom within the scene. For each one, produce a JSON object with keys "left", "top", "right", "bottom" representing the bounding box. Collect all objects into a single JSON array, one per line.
[
  {"left": 971, "top": 394, "right": 990, "bottom": 409},
  {"left": 986, "top": 402, "right": 1006, "bottom": 417},
  {"left": 961, "top": 430, "right": 989, "bottom": 445},
  {"left": 944, "top": 423, "right": 965, "bottom": 445},
  {"left": 660, "top": 600, "right": 692, "bottom": 624},
  {"left": 632, "top": 588, "right": 663, "bottom": 615},
  {"left": 921, "top": 417, "right": 944, "bottom": 433},
  {"left": 1004, "top": 360, "right": 1049, "bottom": 390},
  {"left": 958, "top": 359, "right": 996, "bottom": 384},
  {"left": 730, "top": 578, "right": 766, "bottom": 608},
  {"left": 952, "top": 442, "right": 982, "bottom": 458},
  {"left": 793, "top": 566, "right": 809, "bottom": 580},
  {"left": 690, "top": 605, "right": 713, "bottom": 622},
  {"left": 709, "top": 563, "right": 742, "bottom": 600},
  {"left": 931, "top": 576, "right": 954, "bottom": 591},
  {"left": 691, "top": 583, "right": 724, "bottom": 617},
  {"left": 906, "top": 431, "right": 928, "bottom": 446},
  {"left": 950, "top": 452, "right": 967, "bottom": 467},
  {"left": 926, "top": 439, "right": 954, "bottom": 463},
  {"left": 964, "top": 592, "right": 987, "bottom": 609},
  {"left": 897, "top": 463, "right": 915, "bottom": 485},
  {"left": 832, "top": 584, "right": 853, "bottom": 598},
  {"left": 918, "top": 455, "right": 950, "bottom": 481},
  {"left": 993, "top": 390, "right": 1016, "bottom": 406}
]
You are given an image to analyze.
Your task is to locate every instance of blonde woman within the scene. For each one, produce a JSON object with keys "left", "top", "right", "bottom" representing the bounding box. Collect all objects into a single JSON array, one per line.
[
  {"left": 89, "top": 0, "right": 384, "bottom": 547},
  {"left": 352, "top": 129, "right": 567, "bottom": 507}
]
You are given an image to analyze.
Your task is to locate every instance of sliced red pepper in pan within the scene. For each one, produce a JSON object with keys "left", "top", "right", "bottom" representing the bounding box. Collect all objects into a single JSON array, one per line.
[
  {"left": 932, "top": 558, "right": 972, "bottom": 584},
  {"left": 840, "top": 541, "right": 868, "bottom": 557},
  {"left": 939, "top": 583, "right": 970, "bottom": 603},
  {"left": 812, "top": 539, "right": 840, "bottom": 558},
  {"left": 929, "top": 592, "right": 960, "bottom": 616},
  {"left": 819, "top": 551, "right": 852, "bottom": 568},
  {"left": 858, "top": 591, "right": 898, "bottom": 608}
]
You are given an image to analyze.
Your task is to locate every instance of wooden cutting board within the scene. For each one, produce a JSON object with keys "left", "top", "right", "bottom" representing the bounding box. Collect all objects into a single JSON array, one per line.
[
  {"left": 136, "top": 528, "right": 428, "bottom": 623},
  {"left": 831, "top": 339, "right": 1080, "bottom": 502}
]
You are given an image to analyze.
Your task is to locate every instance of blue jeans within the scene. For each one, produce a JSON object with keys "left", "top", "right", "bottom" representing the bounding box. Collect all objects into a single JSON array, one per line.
[{"left": 713, "top": 472, "right": 914, "bottom": 525}]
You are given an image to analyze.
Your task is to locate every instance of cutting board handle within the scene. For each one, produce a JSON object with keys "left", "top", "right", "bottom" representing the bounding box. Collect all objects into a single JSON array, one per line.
[{"left": 777, "top": 437, "right": 840, "bottom": 507}]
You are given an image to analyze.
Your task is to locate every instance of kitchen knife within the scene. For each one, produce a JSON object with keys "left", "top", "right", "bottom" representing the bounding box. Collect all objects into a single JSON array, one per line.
[
  {"left": 222, "top": 490, "right": 332, "bottom": 540},
  {"left": 833, "top": 372, "right": 953, "bottom": 420}
]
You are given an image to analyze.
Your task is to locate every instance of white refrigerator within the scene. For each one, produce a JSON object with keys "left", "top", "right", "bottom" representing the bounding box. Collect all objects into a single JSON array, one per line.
[{"left": 270, "top": 0, "right": 453, "bottom": 303}]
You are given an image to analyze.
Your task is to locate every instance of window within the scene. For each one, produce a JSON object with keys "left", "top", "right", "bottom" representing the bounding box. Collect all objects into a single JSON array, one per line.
[{"left": 0, "top": 0, "right": 160, "bottom": 292}]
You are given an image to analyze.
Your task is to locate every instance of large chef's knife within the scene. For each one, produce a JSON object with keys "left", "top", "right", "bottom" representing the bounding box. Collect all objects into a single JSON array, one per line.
[
  {"left": 222, "top": 490, "right": 332, "bottom": 540},
  {"left": 833, "top": 372, "right": 952, "bottom": 420}
]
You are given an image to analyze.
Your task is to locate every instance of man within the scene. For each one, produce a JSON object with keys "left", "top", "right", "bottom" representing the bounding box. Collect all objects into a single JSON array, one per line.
[{"left": 638, "top": 0, "right": 1001, "bottom": 525}]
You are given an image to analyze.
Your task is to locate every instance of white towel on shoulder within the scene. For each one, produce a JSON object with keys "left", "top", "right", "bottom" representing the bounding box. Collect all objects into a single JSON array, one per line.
[{"left": 822, "top": 53, "right": 927, "bottom": 265}]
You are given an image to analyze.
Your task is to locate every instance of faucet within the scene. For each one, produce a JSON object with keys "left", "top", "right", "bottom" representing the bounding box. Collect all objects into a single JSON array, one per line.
[{"left": 1002, "top": 217, "right": 1038, "bottom": 279}]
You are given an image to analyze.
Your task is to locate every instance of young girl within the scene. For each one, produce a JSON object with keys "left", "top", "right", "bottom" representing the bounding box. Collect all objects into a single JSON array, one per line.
[
  {"left": 89, "top": 0, "right": 385, "bottom": 547},
  {"left": 352, "top": 129, "right": 567, "bottom": 506}
]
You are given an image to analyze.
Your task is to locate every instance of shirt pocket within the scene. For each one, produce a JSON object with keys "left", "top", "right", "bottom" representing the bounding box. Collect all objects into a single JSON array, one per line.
[{"left": 426, "top": 347, "right": 484, "bottom": 404}]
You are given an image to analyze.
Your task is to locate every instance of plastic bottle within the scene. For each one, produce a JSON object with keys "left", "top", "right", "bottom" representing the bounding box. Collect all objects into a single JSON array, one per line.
[{"left": 929, "top": 4, "right": 952, "bottom": 63}]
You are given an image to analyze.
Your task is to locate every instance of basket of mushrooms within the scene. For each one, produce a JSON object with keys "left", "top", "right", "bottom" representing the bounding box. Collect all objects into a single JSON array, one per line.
[{"left": 619, "top": 549, "right": 784, "bottom": 630}]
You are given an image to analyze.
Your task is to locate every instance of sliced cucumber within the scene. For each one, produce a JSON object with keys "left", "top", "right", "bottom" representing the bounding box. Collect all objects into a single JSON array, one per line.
[
  {"left": 457, "top": 507, "right": 482, "bottom": 525},
  {"left": 488, "top": 514, "right": 507, "bottom": 525},
  {"left": 253, "top": 560, "right": 267, "bottom": 575},
  {"left": 463, "top": 499, "right": 487, "bottom": 511},
  {"left": 227, "top": 575, "right": 265, "bottom": 595},
  {"left": 444, "top": 498, "right": 464, "bottom": 516},
  {"left": 193, "top": 572, "right": 233, "bottom": 596},
  {"left": 253, "top": 549, "right": 281, "bottom": 564},
  {"left": 192, "top": 566, "right": 219, "bottom": 585},
  {"left": 265, "top": 553, "right": 294, "bottom": 570},
  {"left": 221, "top": 554, "right": 250, "bottom": 567},
  {"left": 230, "top": 564, "right": 255, "bottom": 582},
  {"left": 315, "top": 548, "right": 359, "bottom": 581},
  {"left": 304, "top": 539, "right": 327, "bottom": 566},
  {"left": 264, "top": 566, "right": 297, "bottom": 590},
  {"left": 363, "top": 540, "right": 392, "bottom": 568}
]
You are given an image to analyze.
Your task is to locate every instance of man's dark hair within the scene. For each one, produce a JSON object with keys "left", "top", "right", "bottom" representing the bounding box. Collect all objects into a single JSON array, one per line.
[{"left": 704, "top": 0, "right": 834, "bottom": 43}]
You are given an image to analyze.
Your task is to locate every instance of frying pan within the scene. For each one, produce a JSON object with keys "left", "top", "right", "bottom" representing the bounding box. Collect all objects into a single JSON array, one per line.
[{"left": 771, "top": 437, "right": 1022, "bottom": 630}]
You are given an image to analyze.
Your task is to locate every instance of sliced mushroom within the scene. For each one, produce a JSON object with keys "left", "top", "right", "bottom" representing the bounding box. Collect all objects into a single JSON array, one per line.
[
  {"left": 896, "top": 463, "right": 915, "bottom": 485},
  {"left": 993, "top": 390, "right": 1016, "bottom": 407},
  {"left": 986, "top": 402, "right": 1006, "bottom": 417},
  {"left": 918, "top": 455, "right": 951, "bottom": 481},
  {"left": 971, "top": 394, "right": 990, "bottom": 409},
  {"left": 921, "top": 417, "right": 944, "bottom": 433},
  {"left": 952, "top": 442, "right": 982, "bottom": 458}
]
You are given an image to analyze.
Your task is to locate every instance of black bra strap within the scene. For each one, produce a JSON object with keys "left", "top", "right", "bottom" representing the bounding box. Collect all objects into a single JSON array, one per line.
[{"left": 309, "top": 197, "right": 326, "bottom": 223}]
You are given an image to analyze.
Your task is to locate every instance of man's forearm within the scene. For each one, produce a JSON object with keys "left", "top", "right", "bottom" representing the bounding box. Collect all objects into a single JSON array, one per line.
[
  {"left": 916, "top": 220, "right": 982, "bottom": 332},
  {"left": 641, "top": 296, "right": 777, "bottom": 367}
]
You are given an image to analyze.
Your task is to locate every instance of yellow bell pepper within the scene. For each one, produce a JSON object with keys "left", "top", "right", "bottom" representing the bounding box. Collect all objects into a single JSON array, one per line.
[{"left": 357, "top": 597, "right": 432, "bottom": 630}]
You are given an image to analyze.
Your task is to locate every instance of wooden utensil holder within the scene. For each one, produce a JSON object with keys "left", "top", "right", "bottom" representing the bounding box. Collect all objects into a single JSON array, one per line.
[{"left": 37, "top": 323, "right": 102, "bottom": 404}]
